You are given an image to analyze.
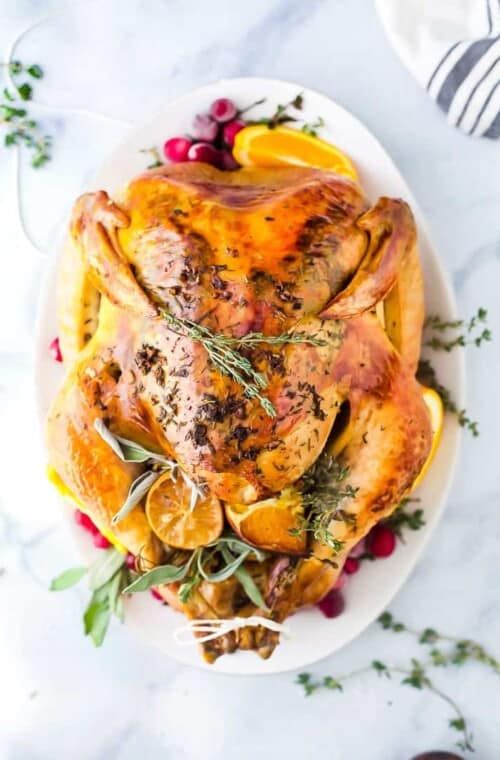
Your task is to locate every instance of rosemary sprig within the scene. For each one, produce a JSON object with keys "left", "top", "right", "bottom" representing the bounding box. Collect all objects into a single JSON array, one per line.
[
  {"left": 424, "top": 307, "right": 491, "bottom": 351},
  {"left": 1, "top": 60, "right": 51, "bottom": 167},
  {"left": 417, "top": 359, "right": 479, "bottom": 437},
  {"left": 161, "top": 311, "right": 326, "bottom": 417},
  {"left": 290, "top": 454, "right": 358, "bottom": 553}
]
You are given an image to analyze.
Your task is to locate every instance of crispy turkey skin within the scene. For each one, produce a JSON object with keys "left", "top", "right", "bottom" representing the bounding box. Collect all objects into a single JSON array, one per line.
[{"left": 47, "top": 163, "right": 432, "bottom": 661}]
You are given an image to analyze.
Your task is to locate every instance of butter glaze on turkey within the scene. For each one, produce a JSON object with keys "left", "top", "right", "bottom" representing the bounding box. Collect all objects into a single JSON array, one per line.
[{"left": 47, "top": 163, "right": 432, "bottom": 660}]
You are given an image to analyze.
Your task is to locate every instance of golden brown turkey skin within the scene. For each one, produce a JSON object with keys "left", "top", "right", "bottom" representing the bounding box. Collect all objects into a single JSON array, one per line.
[{"left": 47, "top": 163, "right": 432, "bottom": 660}]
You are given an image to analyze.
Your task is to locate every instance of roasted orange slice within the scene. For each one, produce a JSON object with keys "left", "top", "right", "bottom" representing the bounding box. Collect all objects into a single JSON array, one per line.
[
  {"left": 146, "top": 472, "right": 223, "bottom": 549},
  {"left": 225, "top": 488, "right": 306, "bottom": 554},
  {"left": 233, "top": 124, "right": 358, "bottom": 180},
  {"left": 412, "top": 386, "right": 444, "bottom": 489}
]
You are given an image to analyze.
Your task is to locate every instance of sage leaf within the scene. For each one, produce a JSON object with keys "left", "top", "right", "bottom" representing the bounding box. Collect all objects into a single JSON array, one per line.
[
  {"left": 107, "top": 569, "right": 124, "bottom": 614},
  {"left": 123, "top": 563, "right": 189, "bottom": 593},
  {"left": 112, "top": 469, "right": 161, "bottom": 524},
  {"left": 83, "top": 594, "right": 110, "bottom": 647},
  {"left": 87, "top": 548, "right": 125, "bottom": 591},
  {"left": 235, "top": 565, "right": 269, "bottom": 611},
  {"left": 198, "top": 546, "right": 250, "bottom": 582},
  {"left": 94, "top": 418, "right": 175, "bottom": 466},
  {"left": 50, "top": 566, "right": 87, "bottom": 591}
]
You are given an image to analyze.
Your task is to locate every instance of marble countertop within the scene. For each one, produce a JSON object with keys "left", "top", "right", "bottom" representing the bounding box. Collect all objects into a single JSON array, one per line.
[{"left": 1, "top": 1, "right": 499, "bottom": 758}]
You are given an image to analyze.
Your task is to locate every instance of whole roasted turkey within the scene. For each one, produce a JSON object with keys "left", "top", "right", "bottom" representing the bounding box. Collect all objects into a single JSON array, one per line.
[{"left": 47, "top": 163, "right": 432, "bottom": 661}]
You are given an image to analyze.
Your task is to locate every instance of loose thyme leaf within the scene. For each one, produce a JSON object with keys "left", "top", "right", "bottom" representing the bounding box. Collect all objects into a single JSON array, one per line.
[
  {"left": 27, "top": 64, "right": 43, "bottom": 79},
  {"left": 50, "top": 566, "right": 87, "bottom": 591}
]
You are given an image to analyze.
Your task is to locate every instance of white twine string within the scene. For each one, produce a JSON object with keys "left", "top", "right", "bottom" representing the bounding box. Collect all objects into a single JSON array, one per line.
[
  {"left": 4, "top": 0, "right": 134, "bottom": 257},
  {"left": 173, "top": 616, "right": 291, "bottom": 646}
]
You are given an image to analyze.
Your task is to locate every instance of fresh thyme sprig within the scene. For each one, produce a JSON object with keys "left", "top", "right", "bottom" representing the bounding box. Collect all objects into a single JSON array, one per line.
[
  {"left": 161, "top": 311, "right": 326, "bottom": 417},
  {"left": 1, "top": 60, "right": 51, "bottom": 168},
  {"left": 290, "top": 454, "right": 358, "bottom": 554},
  {"left": 383, "top": 497, "right": 425, "bottom": 541},
  {"left": 139, "top": 146, "right": 163, "bottom": 169},
  {"left": 424, "top": 307, "right": 491, "bottom": 352},
  {"left": 296, "top": 658, "right": 474, "bottom": 753},
  {"left": 417, "top": 359, "right": 479, "bottom": 437},
  {"left": 378, "top": 611, "right": 500, "bottom": 675}
]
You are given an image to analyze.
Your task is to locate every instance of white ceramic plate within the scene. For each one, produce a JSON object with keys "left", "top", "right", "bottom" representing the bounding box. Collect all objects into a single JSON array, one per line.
[{"left": 35, "top": 77, "right": 464, "bottom": 675}]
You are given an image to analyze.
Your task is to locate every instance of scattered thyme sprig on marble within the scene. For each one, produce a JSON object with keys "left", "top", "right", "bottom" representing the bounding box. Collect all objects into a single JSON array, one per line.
[
  {"left": 424, "top": 307, "right": 491, "bottom": 352},
  {"left": 294, "top": 610, "right": 500, "bottom": 753},
  {"left": 417, "top": 358, "right": 479, "bottom": 437},
  {"left": 161, "top": 311, "right": 327, "bottom": 417},
  {"left": 1, "top": 60, "right": 51, "bottom": 167}
]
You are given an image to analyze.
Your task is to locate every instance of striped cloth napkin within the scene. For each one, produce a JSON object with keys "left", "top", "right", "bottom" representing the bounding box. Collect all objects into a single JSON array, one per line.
[{"left": 376, "top": 0, "right": 500, "bottom": 138}]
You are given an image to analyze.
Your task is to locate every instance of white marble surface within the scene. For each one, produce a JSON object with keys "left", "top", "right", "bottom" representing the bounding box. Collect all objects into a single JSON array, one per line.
[{"left": 1, "top": 1, "right": 499, "bottom": 758}]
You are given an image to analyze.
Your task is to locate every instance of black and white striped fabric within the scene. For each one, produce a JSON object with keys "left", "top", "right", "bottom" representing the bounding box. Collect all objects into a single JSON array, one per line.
[{"left": 376, "top": 0, "right": 500, "bottom": 138}]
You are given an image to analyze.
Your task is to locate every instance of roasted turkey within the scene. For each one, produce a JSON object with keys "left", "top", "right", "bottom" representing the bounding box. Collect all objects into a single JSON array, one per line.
[{"left": 47, "top": 163, "right": 432, "bottom": 661}]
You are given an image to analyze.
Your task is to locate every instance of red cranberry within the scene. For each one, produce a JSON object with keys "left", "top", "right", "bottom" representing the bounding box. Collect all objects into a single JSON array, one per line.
[
  {"left": 150, "top": 588, "right": 163, "bottom": 602},
  {"left": 209, "top": 97, "right": 237, "bottom": 123},
  {"left": 368, "top": 525, "right": 396, "bottom": 558},
  {"left": 222, "top": 119, "right": 245, "bottom": 147},
  {"left": 74, "top": 509, "right": 98, "bottom": 535},
  {"left": 163, "top": 136, "right": 192, "bottom": 163},
  {"left": 125, "top": 552, "right": 136, "bottom": 570},
  {"left": 219, "top": 150, "right": 240, "bottom": 171},
  {"left": 410, "top": 754, "right": 464, "bottom": 760},
  {"left": 192, "top": 113, "right": 218, "bottom": 142},
  {"left": 348, "top": 538, "right": 366, "bottom": 558},
  {"left": 187, "top": 142, "right": 221, "bottom": 166},
  {"left": 344, "top": 557, "right": 360, "bottom": 575},
  {"left": 316, "top": 589, "right": 345, "bottom": 619},
  {"left": 49, "top": 337, "right": 63, "bottom": 363},
  {"left": 333, "top": 572, "right": 347, "bottom": 591},
  {"left": 93, "top": 532, "right": 111, "bottom": 549}
]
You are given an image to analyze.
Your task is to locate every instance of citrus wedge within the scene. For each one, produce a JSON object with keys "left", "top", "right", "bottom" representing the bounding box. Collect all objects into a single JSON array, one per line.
[
  {"left": 412, "top": 386, "right": 444, "bottom": 489},
  {"left": 233, "top": 124, "right": 358, "bottom": 180},
  {"left": 225, "top": 488, "right": 306, "bottom": 554},
  {"left": 146, "top": 471, "right": 223, "bottom": 549}
]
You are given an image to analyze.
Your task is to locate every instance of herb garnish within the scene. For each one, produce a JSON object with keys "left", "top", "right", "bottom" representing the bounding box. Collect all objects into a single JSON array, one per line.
[
  {"left": 124, "top": 533, "right": 269, "bottom": 610},
  {"left": 50, "top": 548, "right": 134, "bottom": 647},
  {"left": 161, "top": 311, "right": 327, "bottom": 417},
  {"left": 139, "top": 146, "right": 163, "bottom": 169},
  {"left": 383, "top": 497, "right": 425, "bottom": 541},
  {"left": 294, "top": 610, "right": 500, "bottom": 753},
  {"left": 1, "top": 60, "right": 51, "bottom": 168},
  {"left": 93, "top": 419, "right": 204, "bottom": 521},
  {"left": 424, "top": 307, "right": 491, "bottom": 352},
  {"left": 290, "top": 454, "right": 358, "bottom": 553},
  {"left": 417, "top": 359, "right": 479, "bottom": 437}
]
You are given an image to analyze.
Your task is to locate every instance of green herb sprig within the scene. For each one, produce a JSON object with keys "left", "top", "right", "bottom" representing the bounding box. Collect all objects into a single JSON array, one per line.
[
  {"left": 383, "top": 497, "right": 425, "bottom": 541},
  {"left": 1, "top": 60, "right": 51, "bottom": 168},
  {"left": 124, "top": 533, "right": 269, "bottom": 610},
  {"left": 139, "top": 146, "right": 163, "bottom": 169},
  {"left": 290, "top": 454, "right": 358, "bottom": 554},
  {"left": 424, "top": 307, "right": 491, "bottom": 352},
  {"left": 161, "top": 311, "right": 327, "bottom": 417},
  {"left": 50, "top": 548, "right": 134, "bottom": 646},
  {"left": 417, "top": 358, "right": 479, "bottom": 437}
]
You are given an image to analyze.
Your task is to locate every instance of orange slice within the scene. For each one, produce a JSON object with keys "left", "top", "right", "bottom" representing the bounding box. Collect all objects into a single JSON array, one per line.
[
  {"left": 412, "top": 387, "right": 444, "bottom": 489},
  {"left": 233, "top": 124, "right": 358, "bottom": 180},
  {"left": 146, "top": 472, "right": 223, "bottom": 549},
  {"left": 225, "top": 488, "right": 306, "bottom": 555}
]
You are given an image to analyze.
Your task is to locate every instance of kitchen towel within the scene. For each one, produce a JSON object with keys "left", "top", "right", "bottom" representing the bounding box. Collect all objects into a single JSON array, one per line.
[{"left": 375, "top": 0, "right": 500, "bottom": 138}]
